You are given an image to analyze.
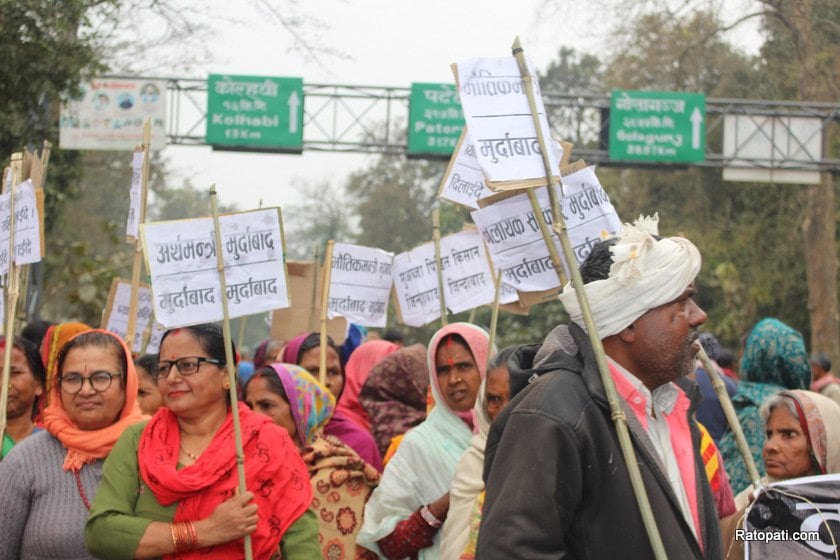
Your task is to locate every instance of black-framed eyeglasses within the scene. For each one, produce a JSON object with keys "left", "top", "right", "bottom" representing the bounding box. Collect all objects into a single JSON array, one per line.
[
  {"left": 154, "top": 356, "right": 224, "bottom": 382},
  {"left": 59, "top": 372, "right": 122, "bottom": 394}
]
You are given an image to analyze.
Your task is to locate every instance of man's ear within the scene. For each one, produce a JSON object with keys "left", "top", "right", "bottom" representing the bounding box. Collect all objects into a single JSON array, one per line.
[{"left": 618, "top": 323, "right": 636, "bottom": 343}]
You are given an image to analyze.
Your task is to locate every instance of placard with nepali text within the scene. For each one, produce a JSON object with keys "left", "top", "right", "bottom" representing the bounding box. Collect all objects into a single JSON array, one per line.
[
  {"left": 392, "top": 230, "right": 497, "bottom": 326},
  {"left": 455, "top": 56, "right": 560, "bottom": 190},
  {"left": 328, "top": 243, "right": 394, "bottom": 328},
  {"left": 141, "top": 208, "right": 289, "bottom": 328},
  {"left": 471, "top": 175, "right": 620, "bottom": 292},
  {"left": 101, "top": 279, "right": 154, "bottom": 354},
  {"left": 126, "top": 151, "right": 144, "bottom": 240},
  {"left": 437, "top": 129, "right": 495, "bottom": 209},
  {"left": 0, "top": 179, "right": 43, "bottom": 275}
]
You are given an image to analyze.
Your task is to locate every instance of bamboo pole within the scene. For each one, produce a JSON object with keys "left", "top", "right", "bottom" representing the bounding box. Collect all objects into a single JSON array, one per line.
[
  {"left": 17, "top": 141, "right": 51, "bottom": 329},
  {"left": 512, "top": 37, "right": 667, "bottom": 559},
  {"left": 486, "top": 268, "right": 503, "bottom": 370},
  {"left": 125, "top": 120, "right": 152, "bottom": 352},
  {"left": 0, "top": 154, "right": 24, "bottom": 448},
  {"left": 319, "top": 241, "right": 335, "bottom": 386},
  {"left": 308, "top": 245, "right": 320, "bottom": 332},
  {"left": 432, "top": 207, "right": 447, "bottom": 327},
  {"left": 209, "top": 186, "right": 252, "bottom": 560},
  {"left": 696, "top": 347, "right": 762, "bottom": 487}
]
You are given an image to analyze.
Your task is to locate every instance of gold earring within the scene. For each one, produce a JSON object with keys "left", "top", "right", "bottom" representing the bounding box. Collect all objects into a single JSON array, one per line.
[{"left": 223, "top": 381, "right": 231, "bottom": 390}]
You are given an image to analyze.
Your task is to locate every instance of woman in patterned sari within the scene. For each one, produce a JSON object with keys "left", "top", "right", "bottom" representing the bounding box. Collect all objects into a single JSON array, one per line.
[{"left": 244, "top": 363, "right": 380, "bottom": 560}]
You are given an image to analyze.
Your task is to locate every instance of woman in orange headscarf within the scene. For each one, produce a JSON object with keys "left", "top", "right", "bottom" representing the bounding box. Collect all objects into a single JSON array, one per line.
[{"left": 0, "top": 329, "right": 144, "bottom": 558}]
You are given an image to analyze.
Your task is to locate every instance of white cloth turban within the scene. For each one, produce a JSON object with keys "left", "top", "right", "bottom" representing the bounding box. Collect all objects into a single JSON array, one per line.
[{"left": 558, "top": 214, "right": 701, "bottom": 338}]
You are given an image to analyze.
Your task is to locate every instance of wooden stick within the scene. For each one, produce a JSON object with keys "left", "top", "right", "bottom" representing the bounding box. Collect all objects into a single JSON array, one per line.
[
  {"left": 512, "top": 37, "right": 667, "bottom": 560},
  {"left": 0, "top": 154, "right": 24, "bottom": 449},
  {"left": 432, "top": 207, "right": 447, "bottom": 327},
  {"left": 209, "top": 186, "right": 252, "bottom": 560},
  {"left": 308, "top": 245, "right": 319, "bottom": 332},
  {"left": 126, "top": 120, "right": 152, "bottom": 352},
  {"left": 487, "top": 268, "right": 503, "bottom": 370},
  {"left": 319, "top": 241, "right": 335, "bottom": 386},
  {"left": 696, "top": 347, "right": 762, "bottom": 487},
  {"left": 236, "top": 316, "right": 248, "bottom": 355}
]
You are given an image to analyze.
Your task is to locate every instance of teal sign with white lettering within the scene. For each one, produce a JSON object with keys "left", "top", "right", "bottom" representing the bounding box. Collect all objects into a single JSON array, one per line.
[
  {"left": 609, "top": 89, "right": 706, "bottom": 163},
  {"left": 206, "top": 74, "right": 303, "bottom": 151},
  {"left": 407, "top": 83, "right": 464, "bottom": 156}
]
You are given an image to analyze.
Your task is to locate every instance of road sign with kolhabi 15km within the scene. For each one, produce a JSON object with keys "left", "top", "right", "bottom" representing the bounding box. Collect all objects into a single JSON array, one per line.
[
  {"left": 407, "top": 83, "right": 465, "bottom": 156},
  {"left": 608, "top": 89, "right": 705, "bottom": 163},
  {"left": 206, "top": 74, "right": 304, "bottom": 152}
]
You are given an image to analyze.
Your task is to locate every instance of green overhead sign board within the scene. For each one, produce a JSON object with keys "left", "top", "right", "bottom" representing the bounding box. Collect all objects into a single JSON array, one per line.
[
  {"left": 609, "top": 89, "right": 706, "bottom": 163},
  {"left": 407, "top": 83, "right": 464, "bottom": 156},
  {"left": 206, "top": 74, "right": 303, "bottom": 151}
]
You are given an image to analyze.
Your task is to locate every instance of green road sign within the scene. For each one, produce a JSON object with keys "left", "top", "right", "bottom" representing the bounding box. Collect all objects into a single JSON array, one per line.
[
  {"left": 609, "top": 89, "right": 706, "bottom": 163},
  {"left": 407, "top": 83, "right": 464, "bottom": 156},
  {"left": 206, "top": 74, "right": 303, "bottom": 151}
]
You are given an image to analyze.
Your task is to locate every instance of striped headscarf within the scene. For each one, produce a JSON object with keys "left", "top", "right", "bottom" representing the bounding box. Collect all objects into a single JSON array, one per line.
[{"left": 267, "top": 363, "right": 335, "bottom": 447}]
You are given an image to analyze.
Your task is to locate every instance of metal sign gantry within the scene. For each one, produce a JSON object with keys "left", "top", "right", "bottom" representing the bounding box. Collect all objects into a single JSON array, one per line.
[{"left": 150, "top": 75, "right": 840, "bottom": 172}]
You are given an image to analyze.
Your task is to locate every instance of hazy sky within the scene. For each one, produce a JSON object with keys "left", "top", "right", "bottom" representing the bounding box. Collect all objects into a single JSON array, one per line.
[{"left": 148, "top": 0, "right": 761, "bottom": 213}]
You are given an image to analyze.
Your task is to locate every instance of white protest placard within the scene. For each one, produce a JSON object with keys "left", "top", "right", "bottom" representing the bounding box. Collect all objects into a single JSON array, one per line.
[
  {"left": 101, "top": 279, "right": 154, "bottom": 353},
  {"left": 393, "top": 244, "right": 440, "bottom": 327},
  {"left": 144, "top": 322, "right": 168, "bottom": 354},
  {"left": 437, "top": 129, "right": 495, "bottom": 209},
  {"left": 0, "top": 179, "right": 43, "bottom": 275},
  {"left": 142, "top": 208, "right": 289, "bottom": 328},
  {"left": 126, "top": 151, "right": 144, "bottom": 240},
  {"left": 455, "top": 56, "right": 560, "bottom": 189},
  {"left": 472, "top": 174, "right": 620, "bottom": 292},
  {"left": 59, "top": 78, "right": 167, "bottom": 151},
  {"left": 393, "top": 231, "right": 498, "bottom": 326},
  {"left": 328, "top": 243, "right": 395, "bottom": 328},
  {"left": 441, "top": 230, "right": 496, "bottom": 313}
]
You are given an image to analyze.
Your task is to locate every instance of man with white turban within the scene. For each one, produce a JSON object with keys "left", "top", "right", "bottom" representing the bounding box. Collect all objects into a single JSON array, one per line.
[{"left": 477, "top": 215, "right": 724, "bottom": 559}]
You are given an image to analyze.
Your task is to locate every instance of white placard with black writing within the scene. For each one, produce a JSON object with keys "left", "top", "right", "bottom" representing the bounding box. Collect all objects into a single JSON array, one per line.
[
  {"left": 144, "top": 322, "right": 168, "bottom": 354},
  {"left": 438, "top": 130, "right": 495, "bottom": 209},
  {"left": 472, "top": 176, "right": 620, "bottom": 292},
  {"left": 328, "top": 243, "right": 394, "bottom": 328},
  {"left": 126, "top": 151, "right": 144, "bottom": 240},
  {"left": 393, "top": 231, "right": 498, "bottom": 326},
  {"left": 142, "top": 208, "right": 289, "bottom": 328},
  {"left": 0, "top": 179, "right": 42, "bottom": 275},
  {"left": 455, "top": 57, "right": 559, "bottom": 184},
  {"left": 103, "top": 280, "right": 154, "bottom": 353}
]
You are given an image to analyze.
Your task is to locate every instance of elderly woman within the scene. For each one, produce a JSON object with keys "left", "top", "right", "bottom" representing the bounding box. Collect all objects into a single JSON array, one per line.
[
  {"left": 85, "top": 324, "right": 319, "bottom": 559},
  {"left": 721, "top": 389, "right": 840, "bottom": 558},
  {"left": 0, "top": 330, "right": 144, "bottom": 558},
  {"left": 359, "top": 343, "right": 430, "bottom": 458},
  {"left": 285, "top": 332, "right": 383, "bottom": 471},
  {"left": 244, "top": 363, "right": 381, "bottom": 560},
  {"left": 357, "top": 322, "right": 491, "bottom": 560},
  {"left": 719, "top": 318, "right": 812, "bottom": 493},
  {"left": 1, "top": 336, "right": 46, "bottom": 459}
]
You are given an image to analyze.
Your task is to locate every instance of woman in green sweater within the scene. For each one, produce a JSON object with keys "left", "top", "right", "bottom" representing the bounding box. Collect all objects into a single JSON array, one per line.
[{"left": 85, "top": 324, "right": 320, "bottom": 559}]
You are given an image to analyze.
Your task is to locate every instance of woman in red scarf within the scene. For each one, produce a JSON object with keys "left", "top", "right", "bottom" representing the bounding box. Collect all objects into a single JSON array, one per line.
[
  {"left": 85, "top": 324, "right": 319, "bottom": 559},
  {"left": 0, "top": 329, "right": 144, "bottom": 558}
]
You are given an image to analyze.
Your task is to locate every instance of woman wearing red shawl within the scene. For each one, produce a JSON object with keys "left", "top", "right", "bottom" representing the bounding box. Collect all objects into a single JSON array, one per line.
[
  {"left": 0, "top": 330, "right": 144, "bottom": 558},
  {"left": 338, "top": 339, "right": 400, "bottom": 431},
  {"left": 285, "top": 332, "right": 384, "bottom": 472},
  {"left": 85, "top": 324, "right": 319, "bottom": 559}
]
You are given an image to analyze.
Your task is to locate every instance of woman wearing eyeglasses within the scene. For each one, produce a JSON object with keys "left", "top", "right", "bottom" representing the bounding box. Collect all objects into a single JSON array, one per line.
[
  {"left": 0, "top": 329, "right": 144, "bottom": 558},
  {"left": 85, "top": 323, "right": 320, "bottom": 559}
]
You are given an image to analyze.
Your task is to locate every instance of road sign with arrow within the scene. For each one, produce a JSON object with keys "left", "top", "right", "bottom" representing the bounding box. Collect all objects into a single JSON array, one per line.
[
  {"left": 608, "top": 89, "right": 706, "bottom": 163},
  {"left": 206, "top": 74, "right": 304, "bottom": 152}
]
